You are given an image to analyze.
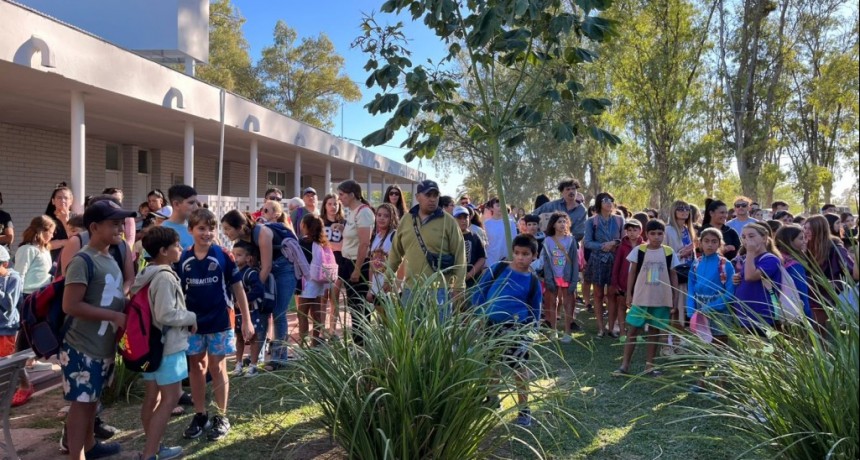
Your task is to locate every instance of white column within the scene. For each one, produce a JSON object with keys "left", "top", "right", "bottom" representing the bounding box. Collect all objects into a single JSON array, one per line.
[
  {"left": 249, "top": 139, "right": 258, "bottom": 207},
  {"left": 184, "top": 57, "right": 195, "bottom": 77},
  {"left": 367, "top": 171, "right": 372, "bottom": 202},
  {"left": 381, "top": 174, "right": 387, "bottom": 196},
  {"left": 184, "top": 122, "right": 194, "bottom": 186},
  {"left": 349, "top": 166, "right": 355, "bottom": 180},
  {"left": 294, "top": 152, "right": 302, "bottom": 197},
  {"left": 411, "top": 182, "right": 416, "bottom": 206},
  {"left": 324, "top": 160, "right": 332, "bottom": 195},
  {"left": 70, "top": 91, "right": 85, "bottom": 215}
]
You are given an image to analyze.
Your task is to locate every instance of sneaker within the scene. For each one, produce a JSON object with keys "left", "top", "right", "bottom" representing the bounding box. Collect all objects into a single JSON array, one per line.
[
  {"left": 560, "top": 334, "right": 572, "bottom": 344},
  {"left": 514, "top": 410, "right": 533, "bottom": 427},
  {"left": 183, "top": 412, "right": 211, "bottom": 439},
  {"left": 569, "top": 321, "right": 582, "bottom": 332},
  {"left": 245, "top": 366, "right": 259, "bottom": 378},
  {"left": 482, "top": 395, "right": 501, "bottom": 409},
  {"left": 207, "top": 415, "right": 231, "bottom": 441},
  {"left": 231, "top": 363, "right": 243, "bottom": 376},
  {"left": 84, "top": 440, "right": 121, "bottom": 459},
  {"left": 93, "top": 416, "right": 118, "bottom": 440},
  {"left": 660, "top": 346, "right": 674, "bottom": 357},
  {"left": 157, "top": 444, "right": 183, "bottom": 460}
]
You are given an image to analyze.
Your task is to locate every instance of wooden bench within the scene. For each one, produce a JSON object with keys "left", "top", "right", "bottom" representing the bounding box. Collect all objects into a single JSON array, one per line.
[{"left": 0, "top": 350, "right": 34, "bottom": 460}]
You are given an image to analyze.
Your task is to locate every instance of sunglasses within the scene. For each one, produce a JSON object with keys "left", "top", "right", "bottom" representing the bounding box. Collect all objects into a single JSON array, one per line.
[
  {"left": 735, "top": 203, "right": 748, "bottom": 208},
  {"left": 676, "top": 206, "right": 690, "bottom": 211},
  {"left": 602, "top": 198, "right": 614, "bottom": 204},
  {"left": 267, "top": 195, "right": 282, "bottom": 201},
  {"left": 389, "top": 192, "right": 401, "bottom": 196}
]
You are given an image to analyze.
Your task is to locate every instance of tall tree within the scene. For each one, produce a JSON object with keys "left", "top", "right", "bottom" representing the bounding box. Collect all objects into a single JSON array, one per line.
[
  {"left": 258, "top": 21, "right": 361, "bottom": 131},
  {"left": 601, "top": 0, "right": 716, "bottom": 209},
  {"left": 356, "top": 0, "right": 619, "bottom": 256},
  {"left": 779, "top": 0, "right": 858, "bottom": 211},
  {"left": 194, "top": 0, "right": 263, "bottom": 100},
  {"left": 718, "top": 0, "right": 791, "bottom": 200}
]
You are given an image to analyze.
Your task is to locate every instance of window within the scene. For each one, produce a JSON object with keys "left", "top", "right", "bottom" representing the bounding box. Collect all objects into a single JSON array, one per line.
[
  {"left": 267, "top": 170, "right": 286, "bottom": 188},
  {"left": 105, "top": 145, "right": 121, "bottom": 171},
  {"left": 138, "top": 150, "right": 150, "bottom": 174}
]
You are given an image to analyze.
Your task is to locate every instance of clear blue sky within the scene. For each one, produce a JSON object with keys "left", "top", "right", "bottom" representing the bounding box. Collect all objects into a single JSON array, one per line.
[{"left": 232, "top": 0, "right": 466, "bottom": 196}]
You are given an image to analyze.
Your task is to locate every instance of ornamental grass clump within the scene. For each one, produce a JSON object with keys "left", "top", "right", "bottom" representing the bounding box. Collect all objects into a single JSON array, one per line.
[
  {"left": 668, "top": 271, "right": 858, "bottom": 459},
  {"left": 280, "top": 273, "right": 579, "bottom": 459}
]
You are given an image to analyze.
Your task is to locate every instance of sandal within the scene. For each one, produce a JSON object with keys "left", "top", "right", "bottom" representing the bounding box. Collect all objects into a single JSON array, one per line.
[
  {"left": 171, "top": 406, "right": 186, "bottom": 417},
  {"left": 178, "top": 392, "right": 193, "bottom": 406},
  {"left": 611, "top": 368, "right": 629, "bottom": 377},
  {"left": 12, "top": 385, "right": 34, "bottom": 407}
]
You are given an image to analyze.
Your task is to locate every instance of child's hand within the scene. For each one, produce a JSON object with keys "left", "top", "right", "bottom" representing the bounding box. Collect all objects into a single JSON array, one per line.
[
  {"left": 626, "top": 296, "right": 632, "bottom": 307},
  {"left": 241, "top": 322, "right": 254, "bottom": 342},
  {"left": 111, "top": 312, "right": 127, "bottom": 331},
  {"left": 723, "top": 244, "right": 736, "bottom": 253},
  {"left": 732, "top": 273, "right": 741, "bottom": 286},
  {"left": 190, "top": 323, "right": 198, "bottom": 334}
]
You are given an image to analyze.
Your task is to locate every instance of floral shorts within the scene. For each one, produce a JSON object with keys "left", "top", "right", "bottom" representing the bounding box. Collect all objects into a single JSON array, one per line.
[
  {"left": 60, "top": 342, "right": 115, "bottom": 403},
  {"left": 186, "top": 330, "right": 237, "bottom": 356}
]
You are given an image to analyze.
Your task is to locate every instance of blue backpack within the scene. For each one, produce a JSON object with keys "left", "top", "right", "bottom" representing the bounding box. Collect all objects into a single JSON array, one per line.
[{"left": 242, "top": 268, "right": 277, "bottom": 314}]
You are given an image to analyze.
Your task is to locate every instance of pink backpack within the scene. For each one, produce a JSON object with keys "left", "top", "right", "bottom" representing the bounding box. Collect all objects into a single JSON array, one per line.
[{"left": 310, "top": 242, "right": 338, "bottom": 283}]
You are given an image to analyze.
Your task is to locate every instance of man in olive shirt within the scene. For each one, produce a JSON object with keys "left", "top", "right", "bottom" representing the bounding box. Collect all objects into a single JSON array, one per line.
[{"left": 387, "top": 180, "right": 466, "bottom": 320}]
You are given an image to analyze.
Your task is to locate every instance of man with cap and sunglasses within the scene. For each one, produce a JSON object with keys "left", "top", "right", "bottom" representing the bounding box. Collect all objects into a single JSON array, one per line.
[
  {"left": 531, "top": 178, "right": 587, "bottom": 243},
  {"left": 387, "top": 180, "right": 466, "bottom": 319}
]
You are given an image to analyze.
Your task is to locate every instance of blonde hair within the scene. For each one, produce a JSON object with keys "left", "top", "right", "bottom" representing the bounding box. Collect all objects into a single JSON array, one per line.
[
  {"left": 669, "top": 199, "right": 697, "bottom": 244},
  {"left": 21, "top": 215, "right": 56, "bottom": 250},
  {"left": 743, "top": 222, "right": 781, "bottom": 258}
]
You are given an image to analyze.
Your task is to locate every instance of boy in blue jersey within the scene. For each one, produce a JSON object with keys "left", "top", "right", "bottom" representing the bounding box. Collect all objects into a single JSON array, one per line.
[
  {"left": 472, "top": 234, "right": 542, "bottom": 428},
  {"left": 179, "top": 209, "right": 253, "bottom": 441},
  {"left": 161, "top": 185, "right": 198, "bottom": 250}
]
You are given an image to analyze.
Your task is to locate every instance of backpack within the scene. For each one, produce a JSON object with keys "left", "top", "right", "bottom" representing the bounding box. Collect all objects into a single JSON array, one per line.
[
  {"left": 488, "top": 262, "right": 539, "bottom": 317},
  {"left": 242, "top": 268, "right": 276, "bottom": 314},
  {"left": 762, "top": 253, "right": 804, "bottom": 322},
  {"left": 310, "top": 242, "right": 339, "bottom": 283},
  {"left": 630, "top": 244, "right": 674, "bottom": 296},
  {"left": 117, "top": 282, "right": 163, "bottom": 373},
  {"left": 20, "top": 253, "right": 94, "bottom": 359}
]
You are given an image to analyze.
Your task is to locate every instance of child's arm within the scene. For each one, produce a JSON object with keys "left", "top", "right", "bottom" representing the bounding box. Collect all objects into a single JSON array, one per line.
[
  {"left": 669, "top": 269, "right": 679, "bottom": 311},
  {"left": 63, "top": 284, "right": 125, "bottom": 329},
  {"left": 150, "top": 274, "right": 196, "bottom": 328},
  {"left": 685, "top": 264, "right": 697, "bottom": 318},
  {"left": 610, "top": 246, "right": 623, "bottom": 290},
  {"left": 231, "top": 281, "right": 253, "bottom": 341},
  {"left": 121, "top": 241, "right": 134, "bottom": 295},
  {"left": 626, "top": 261, "right": 637, "bottom": 307},
  {"left": 528, "top": 275, "right": 542, "bottom": 329}
]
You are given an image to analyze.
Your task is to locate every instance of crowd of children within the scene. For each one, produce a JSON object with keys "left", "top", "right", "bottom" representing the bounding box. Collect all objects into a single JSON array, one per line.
[{"left": 0, "top": 178, "right": 858, "bottom": 456}]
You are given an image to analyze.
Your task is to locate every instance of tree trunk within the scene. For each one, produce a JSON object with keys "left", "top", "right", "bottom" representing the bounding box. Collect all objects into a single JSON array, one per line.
[{"left": 490, "top": 137, "right": 514, "bottom": 260}]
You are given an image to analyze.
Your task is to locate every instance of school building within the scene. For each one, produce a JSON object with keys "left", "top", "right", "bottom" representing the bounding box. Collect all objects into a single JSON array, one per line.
[{"left": 0, "top": 0, "right": 424, "bottom": 223}]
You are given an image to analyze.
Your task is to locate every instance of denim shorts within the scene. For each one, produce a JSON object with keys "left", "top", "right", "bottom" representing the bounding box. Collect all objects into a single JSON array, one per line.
[
  {"left": 141, "top": 351, "right": 189, "bottom": 386},
  {"left": 186, "top": 330, "right": 237, "bottom": 356},
  {"left": 60, "top": 342, "right": 115, "bottom": 403}
]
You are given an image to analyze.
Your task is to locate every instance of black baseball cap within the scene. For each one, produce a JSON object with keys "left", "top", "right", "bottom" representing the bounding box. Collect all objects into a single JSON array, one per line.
[
  {"left": 84, "top": 200, "right": 136, "bottom": 228},
  {"left": 416, "top": 180, "right": 440, "bottom": 194}
]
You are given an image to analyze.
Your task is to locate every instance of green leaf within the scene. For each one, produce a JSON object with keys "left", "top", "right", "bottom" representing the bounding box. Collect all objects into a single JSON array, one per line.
[
  {"left": 580, "top": 16, "right": 616, "bottom": 42},
  {"left": 466, "top": 7, "right": 499, "bottom": 48},
  {"left": 551, "top": 122, "right": 574, "bottom": 142},
  {"left": 363, "top": 93, "right": 400, "bottom": 115},
  {"left": 393, "top": 99, "right": 421, "bottom": 121},
  {"left": 505, "top": 133, "right": 526, "bottom": 148},
  {"left": 565, "top": 47, "right": 599, "bottom": 64},
  {"left": 588, "top": 127, "right": 622, "bottom": 146},
  {"left": 513, "top": 0, "right": 529, "bottom": 18},
  {"left": 580, "top": 98, "right": 610, "bottom": 115},
  {"left": 361, "top": 126, "right": 393, "bottom": 147},
  {"left": 380, "top": 0, "right": 398, "bottom": 13},
  {"left": 575, "top": 0, "right": 613, "bottom": 14},
  {"left": 364, "top": 59, "right": 378, "bottom": 72},
  {"left": 566, "top": 80, "right": 585, "bottom": 94},
  {"left": 549, "top": 13, "right": 576, "bottom": 36}
]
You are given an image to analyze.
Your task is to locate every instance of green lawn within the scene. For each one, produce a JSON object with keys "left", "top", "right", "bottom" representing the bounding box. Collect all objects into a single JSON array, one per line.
[{"left": 99, "top": 310, "right": 747, "bottom": 459}]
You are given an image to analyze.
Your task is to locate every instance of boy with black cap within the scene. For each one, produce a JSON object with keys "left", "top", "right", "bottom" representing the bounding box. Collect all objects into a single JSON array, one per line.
[
  {"left": 453, "top": 206, "right": 486, "bottom": 288},
  {"left": 62, "top": 200, "right": 136, "bottom": 460}
]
